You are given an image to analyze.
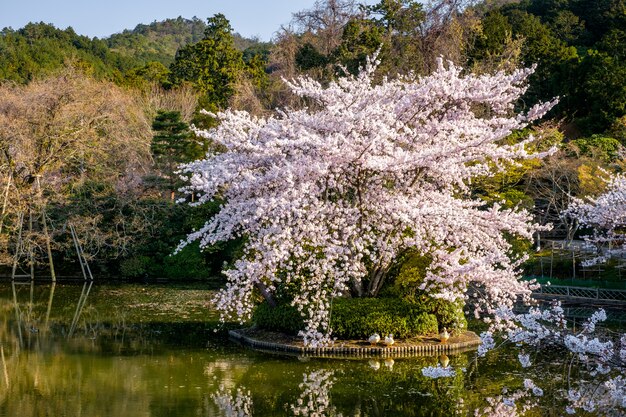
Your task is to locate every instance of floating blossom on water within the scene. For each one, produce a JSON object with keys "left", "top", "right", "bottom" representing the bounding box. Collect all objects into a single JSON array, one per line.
[
  {"left": 422, "top": 365, "right": 456, "bottom": 378},
  {"left": 178, "top": 53, "right": 556, "bottom": 346}
]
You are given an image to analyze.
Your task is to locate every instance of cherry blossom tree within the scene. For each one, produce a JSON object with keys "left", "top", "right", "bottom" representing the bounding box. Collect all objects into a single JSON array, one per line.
[
  {"left": 468, "top": 304, "right": 626, "bottom": 416},
  {"left": 178, "top": 53, "right": 556, "bottom": 346},
  {"left": 565, "top": 173, "right": 626, "bottom": 266}
]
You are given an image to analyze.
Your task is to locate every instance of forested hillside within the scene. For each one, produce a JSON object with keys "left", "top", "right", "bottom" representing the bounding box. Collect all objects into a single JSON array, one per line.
[
  {"left": 472, "top": 0, "right": 626, "bottom": 134},
  {"left": 0, "top": 23, "right": 139, "bottom": 84},
  {"left": 0, "top": 0, "right": 624, "bottom": 280},
  {"left": 107, "top": 17, "right": 208, "bottom": 65},
  {"left": 0, "top": 18, "right": 269, "bottom": 86}
]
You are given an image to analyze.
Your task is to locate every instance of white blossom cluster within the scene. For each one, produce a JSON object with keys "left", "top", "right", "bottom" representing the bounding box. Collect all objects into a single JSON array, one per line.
[
  {"left": 478, "top": 304, "right": 626, "bottom": 416},
  {"left": 522, "top": 379, "right": 544, "bottom": 397},
  {"left": 178, "top": 53, "right": 556, "bottom": 345},
  {"left": 478, "top": 303, "right": 567, "bottom": 357},
  {"left": 291, "top": 370, "right": 341, "bottom": 417},
  {"left": 421, "top": 364, "right": 457, "bottom": 379},
  {"left": 212, "top": 386, "right": 253, "bottom": 417},
  {"left": 473, "top": 387, "right": 537, "bottom": 417},
  {"left": 565, "top": 173, "right": 626, "bottom": 266}
]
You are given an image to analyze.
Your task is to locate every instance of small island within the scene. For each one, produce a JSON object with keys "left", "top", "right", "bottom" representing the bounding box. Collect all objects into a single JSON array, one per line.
[{"left": 230, "top": 327, "right": 481, "bottom": 357}]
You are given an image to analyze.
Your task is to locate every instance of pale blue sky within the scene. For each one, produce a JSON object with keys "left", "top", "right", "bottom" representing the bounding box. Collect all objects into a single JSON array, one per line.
[{"left": 0, "top": 0, "right": 367, "bottom": 41}]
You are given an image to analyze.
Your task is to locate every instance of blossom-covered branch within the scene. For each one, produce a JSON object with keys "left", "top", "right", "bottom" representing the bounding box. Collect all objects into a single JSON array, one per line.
[
  {"left": 179, "top": 53, "right": 555, "bottom": 346},
  {"left": 477, "top": 304, "right": 626, "bottom": 416},
  {"left": 565, "top": 173, "right": 626, "bottom": 266}
]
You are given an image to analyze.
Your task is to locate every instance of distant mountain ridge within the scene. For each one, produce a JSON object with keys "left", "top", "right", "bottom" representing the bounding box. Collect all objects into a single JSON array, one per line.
[
  {"left": 0, "top": 17, "right": 269, "bottom": 84},
  {"left": 107, "top": 17, "right": 208, "bottom": 66}
]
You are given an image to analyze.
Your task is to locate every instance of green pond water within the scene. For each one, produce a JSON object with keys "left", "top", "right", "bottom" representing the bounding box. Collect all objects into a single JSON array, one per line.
[{"left": 0, "top": 281, "right": 621, "bottom": 417}]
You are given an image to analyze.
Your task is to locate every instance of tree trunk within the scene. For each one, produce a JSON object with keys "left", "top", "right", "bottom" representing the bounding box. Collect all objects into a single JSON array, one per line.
[
  {"left": 255, "top": 280, "right": 277, "bottom": 308},
  {"left": 351, "top": 277, "right": 364, "bottom": 298},
  {"left": 366, "top": 266, "right": 388, "bottom": 297}
]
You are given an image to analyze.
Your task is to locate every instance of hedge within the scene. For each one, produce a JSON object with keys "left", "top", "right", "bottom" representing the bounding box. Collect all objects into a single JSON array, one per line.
[{"left": 253, "top": 297, "right": 460, "bottom": 339}]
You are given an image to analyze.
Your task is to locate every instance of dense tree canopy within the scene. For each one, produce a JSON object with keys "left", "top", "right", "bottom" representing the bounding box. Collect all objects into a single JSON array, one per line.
[
  {"left": 168, "top": 14, "right": 244, "bottom": 109},
  {"left": 178, "top": 56, "right": 555, "bottom": 345},
  {"left": 0, "top": 0, "right": 624, "bottom": 284}
]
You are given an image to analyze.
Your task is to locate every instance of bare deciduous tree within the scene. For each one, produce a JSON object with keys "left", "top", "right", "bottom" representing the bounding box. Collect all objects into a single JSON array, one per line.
[{"left": 0, "top": 66, "right": 153, "bottom": 269}]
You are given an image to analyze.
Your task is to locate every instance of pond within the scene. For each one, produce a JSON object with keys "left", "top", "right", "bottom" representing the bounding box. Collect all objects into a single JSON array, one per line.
[{"left": 0, "top": 281, "right": 622, "bottom": 416}]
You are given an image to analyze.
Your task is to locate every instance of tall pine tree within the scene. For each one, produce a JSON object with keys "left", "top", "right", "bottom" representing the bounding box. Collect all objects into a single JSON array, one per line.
[
  {"left": 168, "top": 14, "right": 244, "bottom": 110},
  {"left": 151, "top": 110, "right": 200, "bottom": 200}
]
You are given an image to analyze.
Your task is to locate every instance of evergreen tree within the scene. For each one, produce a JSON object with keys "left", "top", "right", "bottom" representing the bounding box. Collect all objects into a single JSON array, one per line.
[
  {"left": 168, "top": 14, "right": 244, "bottom": 110},
  {"left": 151, "top": 110, "right": 199, "bottom": 200}
]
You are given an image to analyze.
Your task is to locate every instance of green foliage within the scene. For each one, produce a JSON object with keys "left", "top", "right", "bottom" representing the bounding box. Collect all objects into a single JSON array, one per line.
[
  {"left": 0, "top": 23, "right": 139, "bottom": 84},
  {"left": 244, "top": 53, "right": 269, "bottom": 91},
  {"left": 568, "top": 135, "right": 624, "bottom": 161},
  {"left": 152, "top": 110, "right": 202, "bottom": 165},
  {"left": 364, "top": 0, "right": 425, "bottom": 33},
  {"left": 60, "top": 181, "right": 221, "bottom": 280},
  {"left": 122, "top": 201, "right": 220, "bottom": 279},
  {"left": 168, "top": 14, "right": 244, "bottom": 109},
  {"left": 151, "top": 110, "right": 204, "bottom": 198},
  {"left": 295, "top": 43, "right": 328, "bottom": 71},
  {"left": 473, "top": 0, "right": 626, "bottom": 134},
  {"left": 472, "top": 127, "right": 563, "bottom": 212},
  {"left": 253, "top": 295, "right": 464, "bottom": 339},
  {"left": 334, "top": 19, "right": 385, "bottom": 75},
  {"left": 391, "top": 252, "right": 432, "bottom": 299},
  {"left": 609, "top": 115, "right": 626, "bottom": 144},
  {"left": 572, "top": 49, "right": 626, "bottom": 133},
  {"left": 416, "top": 296, "right": 467, "bottom": 332},
  {"left": 329, "top": 298, "right": 438, "bottom": 339},
  {"left": 389, "top": 252, "right": 468, "bottom": 331},
  {"left": 334, "top": 0, "right": 425, "bottom": 76},
  {"left": 107, "top": 17, "right": 208, "bottom": 66},
  {"left": 474, "top": 11, "right": 513, "bottom": 57},
  {"left": 125, "top": 61, "right": 170, "bottom": 87},
  {"left": 159, "top": 243, "right": 213, "bottom": 279}
]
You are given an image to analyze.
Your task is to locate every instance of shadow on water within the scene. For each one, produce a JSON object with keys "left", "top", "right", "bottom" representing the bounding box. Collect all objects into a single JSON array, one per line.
[{"left": 0, "top": 281, "right": 620, "bottom": 416}]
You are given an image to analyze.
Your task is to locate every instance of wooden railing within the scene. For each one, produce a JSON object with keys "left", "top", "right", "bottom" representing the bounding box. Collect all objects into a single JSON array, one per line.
[{"left": 536, "top": 285, "right": 626, "bottom": 302}]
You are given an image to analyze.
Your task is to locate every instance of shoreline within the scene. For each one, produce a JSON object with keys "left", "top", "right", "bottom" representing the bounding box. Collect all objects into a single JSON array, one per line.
[{"left": 229, "top": 327, "right": 482, "bottom": 358}]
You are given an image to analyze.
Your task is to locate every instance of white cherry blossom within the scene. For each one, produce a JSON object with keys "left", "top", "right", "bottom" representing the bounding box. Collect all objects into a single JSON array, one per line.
[
  {"left": 179, "top": 54, "right": 555, "bottom": 345},
  {"left": 565, "top": 173, "right": 626, "bottom": 266}
]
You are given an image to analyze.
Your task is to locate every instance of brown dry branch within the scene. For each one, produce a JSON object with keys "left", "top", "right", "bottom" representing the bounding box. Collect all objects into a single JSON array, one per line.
[{"left": 0, "top": 66, "right": 154, "bottom": 267}]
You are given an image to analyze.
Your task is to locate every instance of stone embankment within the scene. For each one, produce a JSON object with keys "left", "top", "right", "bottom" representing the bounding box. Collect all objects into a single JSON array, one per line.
[{"left": 229, "top": 328, "right": 481, "bottom": 358}]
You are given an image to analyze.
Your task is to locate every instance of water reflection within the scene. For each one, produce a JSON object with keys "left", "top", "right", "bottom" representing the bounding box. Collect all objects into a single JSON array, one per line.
[
  {"left": 0, "top": 282, "right": 620, "bottom": 416},
  {"left": 213, "top": 386, "right": 253, "bottom": 417}
]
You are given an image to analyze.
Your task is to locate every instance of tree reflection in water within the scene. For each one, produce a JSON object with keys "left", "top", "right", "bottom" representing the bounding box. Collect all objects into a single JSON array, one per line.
[{"left": 0, "top": 282, "right": 622, "bottom": 417}]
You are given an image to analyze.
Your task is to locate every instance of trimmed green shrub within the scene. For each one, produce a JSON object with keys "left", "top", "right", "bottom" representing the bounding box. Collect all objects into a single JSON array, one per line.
[
  {"left": 253, "top": 297, "right": 440, "bottom": 339},
  {"left": 330, "top": 298, "right": 438, "bottom": 339},
  {"left": 415, "top": 296, "right": 467, "bottom": 332},
  {"left": 253, "top": 302, "right": 303, "bottom": 335}
]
